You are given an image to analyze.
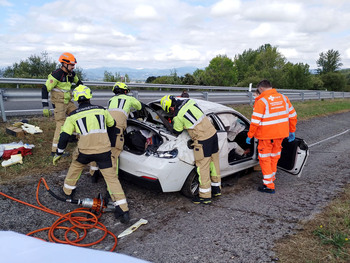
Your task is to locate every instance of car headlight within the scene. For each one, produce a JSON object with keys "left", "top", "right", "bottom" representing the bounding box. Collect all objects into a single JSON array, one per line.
[{"left": 147, "top": 149, "right": 178, "bottom": 158}]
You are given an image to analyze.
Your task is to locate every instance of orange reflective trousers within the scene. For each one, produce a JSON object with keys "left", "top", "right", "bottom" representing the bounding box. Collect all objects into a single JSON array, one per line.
[{"left": 257, "top": 138, "right": 283, "bottom": 190}]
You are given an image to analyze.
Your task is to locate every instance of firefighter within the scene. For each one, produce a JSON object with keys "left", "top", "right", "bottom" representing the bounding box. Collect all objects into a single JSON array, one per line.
[
  {"left": 52, "top": 85, "right": 130, "bottom": 223},
  {"left": 246, "top": 79, "right": 297, "bottom": 194},
  {"left": 160, "top": 95, "right": 221, "bottom": 204},
  {"left": 89, "top": 82, "right": 142, "bottom": 181},
  {"left": 42, "top": 52, "right": 83, "bottom": 155}
]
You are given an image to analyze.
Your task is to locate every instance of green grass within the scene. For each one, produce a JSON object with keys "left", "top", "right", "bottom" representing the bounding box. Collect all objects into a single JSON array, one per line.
[{"left": 275, "top": 187, "right": 350, "bottom": 262}]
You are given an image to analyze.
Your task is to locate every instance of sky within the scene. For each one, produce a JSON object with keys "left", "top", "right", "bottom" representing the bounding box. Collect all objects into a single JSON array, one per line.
[{"left": 1, "top": 0, "right": 350, "bottom": 71}]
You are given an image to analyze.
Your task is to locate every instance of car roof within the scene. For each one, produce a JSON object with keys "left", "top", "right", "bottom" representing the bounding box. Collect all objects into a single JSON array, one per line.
[{"left": 192, "top": 99, "right": 237, "bottom": 115}]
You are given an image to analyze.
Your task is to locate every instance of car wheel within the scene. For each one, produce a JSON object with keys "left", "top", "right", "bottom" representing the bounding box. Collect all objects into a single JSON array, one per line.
[{"left": 181, "top": 169, "right": 199, "bottom": 198}]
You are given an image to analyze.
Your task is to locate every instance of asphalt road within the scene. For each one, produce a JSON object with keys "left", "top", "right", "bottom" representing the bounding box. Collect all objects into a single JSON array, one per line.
[{"left": 1, "top": 111, "right": 350, "bottom": 263}]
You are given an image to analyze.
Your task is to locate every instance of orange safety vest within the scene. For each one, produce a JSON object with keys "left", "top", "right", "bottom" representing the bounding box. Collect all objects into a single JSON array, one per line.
[{"left": 247, "top": 89, "right": 297, "bottom": 140}]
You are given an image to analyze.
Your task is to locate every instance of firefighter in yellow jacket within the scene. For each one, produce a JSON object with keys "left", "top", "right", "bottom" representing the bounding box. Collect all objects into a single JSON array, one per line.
[
  {"left": 246, "top": 79, "right": 297, "bottom": 194},
  {"left": 160, "top": 95, "right": 221, "bottom": 204},
  {"left": 89, "top": 82, "right": 142, "bottom": 181},
  {"left": 53, "top": 85, "right": 130, "bottom": 223},
  {"left": 42, "top": 52, "right": 83, "bottom": 155}
]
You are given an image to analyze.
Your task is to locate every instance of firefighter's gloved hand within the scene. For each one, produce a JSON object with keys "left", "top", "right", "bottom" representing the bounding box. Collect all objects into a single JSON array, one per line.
[
  {"left": 53, "top": 153, "right": 62, "bottom": 165},
  {"left": 246, "top": 137, "right": 252, "bottom": 144},
  {"left": 43, "top": 108, "right": 51, "bottom": 117},
  {"left": 288, "top": 132, "right": 295, "bottom": 142}
]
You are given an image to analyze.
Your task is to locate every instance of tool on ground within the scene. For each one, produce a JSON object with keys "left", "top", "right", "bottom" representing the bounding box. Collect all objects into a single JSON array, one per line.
[
  {"left": 49, "top": 189, "right": 117, "bottom": 214},
  {"left": 118, "top": 218, "right": 148, "bottom": 238}
]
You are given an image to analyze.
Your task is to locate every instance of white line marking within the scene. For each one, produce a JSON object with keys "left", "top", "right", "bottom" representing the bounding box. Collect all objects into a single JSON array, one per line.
[{"left": 309, "top": 129, "right": 350, "bottom": 148}]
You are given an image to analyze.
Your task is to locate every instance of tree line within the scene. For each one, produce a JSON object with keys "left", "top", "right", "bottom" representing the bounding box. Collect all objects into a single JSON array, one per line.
[
  {"left": 1, "top": 44, "right": 349, "bottom": 91},
  {"left": 146, "top": 44, "right": 349, "bottom": 91}
]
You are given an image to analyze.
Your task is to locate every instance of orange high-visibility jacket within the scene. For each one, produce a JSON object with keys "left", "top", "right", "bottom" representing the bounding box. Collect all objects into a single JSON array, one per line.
[{"left": 247, "top": 89, "right": 297, "bottom": 140}]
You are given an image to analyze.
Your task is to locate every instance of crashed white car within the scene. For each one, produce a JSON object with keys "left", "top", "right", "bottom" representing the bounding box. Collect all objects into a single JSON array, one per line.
[{"left": 119, "top": 99, "right": 309, "bottom": 197}]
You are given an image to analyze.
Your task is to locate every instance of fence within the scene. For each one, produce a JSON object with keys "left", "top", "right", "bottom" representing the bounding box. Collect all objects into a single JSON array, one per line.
[{"left": 1, "top": 78, "right": 350, "bottom": 122}]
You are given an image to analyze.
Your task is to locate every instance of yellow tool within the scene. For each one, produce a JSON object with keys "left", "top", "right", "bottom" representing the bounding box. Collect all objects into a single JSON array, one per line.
[{"left": 118, "top": 218, "right": 148, "bottom": 238}]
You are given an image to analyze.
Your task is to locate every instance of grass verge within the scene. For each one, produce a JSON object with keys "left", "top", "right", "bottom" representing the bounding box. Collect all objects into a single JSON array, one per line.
[{"left": 274, "top": 186, "right": 350, "bottom": 262}]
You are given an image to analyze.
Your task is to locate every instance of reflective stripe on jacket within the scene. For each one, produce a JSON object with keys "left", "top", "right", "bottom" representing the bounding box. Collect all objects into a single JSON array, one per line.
[
  {"left": 173, "top": 99, "right": 216, "bottom": 141},
  {"left": 60, "top": 102, "right": 115, "bottom": 154},
  {"left": 45, "top": 68, "right": 81, "bottom": 92},
  {"left": 247, "top": 89, "right": 297, "bottom": 140},
  {"left": 107, "top": 94, "right": 142, "bottom": 130}
]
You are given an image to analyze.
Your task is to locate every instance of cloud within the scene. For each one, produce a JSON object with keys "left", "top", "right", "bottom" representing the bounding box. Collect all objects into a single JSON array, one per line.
[
  {"left": 134, "top": 5, "right": 158, "bottom": 20},
  {"left": 1, "top": 0, "right": 350, "bottom": 70},
  {"left": 0, "top": 0, "right": 11, "bottom": 7},
  {"left": 210, "top": 0, "right": 241, "bottom": 16}
]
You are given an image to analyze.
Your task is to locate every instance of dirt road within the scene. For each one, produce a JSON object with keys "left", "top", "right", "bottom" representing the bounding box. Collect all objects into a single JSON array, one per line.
[{"left": 1, "top": 111, "right": 350, "bottom": 263}]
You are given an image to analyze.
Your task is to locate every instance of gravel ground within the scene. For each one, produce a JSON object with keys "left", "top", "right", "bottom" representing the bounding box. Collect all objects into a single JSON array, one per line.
[{"left": 1, "top": 111, "right": 350, "bottom": 263}]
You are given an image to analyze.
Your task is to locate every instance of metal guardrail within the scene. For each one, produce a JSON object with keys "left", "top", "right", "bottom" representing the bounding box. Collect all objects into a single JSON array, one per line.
[{"left": 1, "top": 78, "right": 350, "bottom": 122}]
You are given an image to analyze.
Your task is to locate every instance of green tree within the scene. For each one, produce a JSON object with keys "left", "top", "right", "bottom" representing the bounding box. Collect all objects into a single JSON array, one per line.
[
  {"left": 2, "top": 52, "right": 85, "bottom": 81},
  {"left": 203, "top": 55, "right": 238, "bottom": 86},
  {"left": 281, "top": 62, "right": 312, "bottom": 90},
  {"left": 320, "top": 72, "right": 346, "bottom": 91},
  {"left": 310, "top": 75, "right": 324, "bottom": 90},
  {"left": 146, "top": 76, "right": 157, "bottom": 83},
  {"left": 234, "top": 48, "right": 258, "bottom": 82},
  {"left": 234, "top": 44, "right": 287, "bottom": 88},
  {"left": 193, "top": 69, "right": 206, "bottom": 85},
  {"left": 3, "top": 52, "right": 57, "bottom": 79},
  {"left": 182, "top": 73, "right": 195, "bottom": 85},
  {"left": 316, "top": 49, "right": 343, "bottom": 74}
]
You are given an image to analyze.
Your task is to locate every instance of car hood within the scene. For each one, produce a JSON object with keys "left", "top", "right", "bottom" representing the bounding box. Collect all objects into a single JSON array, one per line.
[{"left": 157, "top": 131, "right": 195, "bottom": 165}]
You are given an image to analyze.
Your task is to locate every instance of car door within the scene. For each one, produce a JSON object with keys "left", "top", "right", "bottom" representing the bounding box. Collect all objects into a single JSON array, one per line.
[{"left": 277, "top": 137, "right": 309, "bottom": 177}]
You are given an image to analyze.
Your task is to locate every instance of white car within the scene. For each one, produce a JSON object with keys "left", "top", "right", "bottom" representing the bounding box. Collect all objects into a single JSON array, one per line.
[{"left": 119, "top": 99, "right": 309, "bottom": 197}]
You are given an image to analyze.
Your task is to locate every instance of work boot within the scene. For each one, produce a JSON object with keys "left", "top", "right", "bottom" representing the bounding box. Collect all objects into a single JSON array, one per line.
[
  {"left": 91, "top": 170, "right": 102, "bottom": 184},
  {"left": 114, "top": 205, "right": 130, "bottom": 224},
  {"left": 192, "top": 196, "right": 212, "bottom": 205},
  {"left": 51, "top": 151, "right": 70, "bottom": 157},
  {"left": 212, "top": 186, "right": 221, "bottom": 197},
  {"left": 257, "top": 185, "right": 275, "bottom": 194},
  {"left": 60, "top": 188, "right": 76, "bottom": 200}
]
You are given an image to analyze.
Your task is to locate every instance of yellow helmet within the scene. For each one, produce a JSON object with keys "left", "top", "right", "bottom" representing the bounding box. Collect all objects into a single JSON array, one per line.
[
  {"left": 160, "top": 95, "right": 174, "bottom": 112},
  {"left": 112, "top": 82, "right": 130, "bottom": 94},
  {"left": 73, "top": 85, "right": 92, "bottom": 101}
]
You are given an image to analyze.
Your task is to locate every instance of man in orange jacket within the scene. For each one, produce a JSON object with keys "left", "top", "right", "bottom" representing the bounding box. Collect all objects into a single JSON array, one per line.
[{"left": 246, "top": 79, "right": 297, "bottom": 193}]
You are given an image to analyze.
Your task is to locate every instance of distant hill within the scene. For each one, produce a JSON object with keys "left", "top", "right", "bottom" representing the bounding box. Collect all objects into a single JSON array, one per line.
[{"left": 83, "top": 66, "right": 200, "bottom": 81}]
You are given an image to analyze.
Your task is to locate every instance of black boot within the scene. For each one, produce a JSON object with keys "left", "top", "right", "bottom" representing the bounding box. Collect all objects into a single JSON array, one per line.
[
  {"left": 257, "top": 185, "right": 275, "bottom": 194},
  {"left": 60, "top": 188, "right": 76, "bottom": 200},
  {"left": 91, "top": 170, "right": 102, "bottom": 184},
  {"left": 114, "top": 205, "right": 130, "bottom": 224},
  {"left": 212, "top": 186, "right": 221, "bottom": 197}
]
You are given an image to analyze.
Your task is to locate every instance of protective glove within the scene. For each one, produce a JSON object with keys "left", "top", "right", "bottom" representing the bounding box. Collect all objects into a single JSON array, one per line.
[
  {"left": 43, "top": 108, "right": 51, "bottom": 117},
  {"left": 288, "top": 132, "right": 295, "bottom": 142},
  {"left": 246, "top": 137, "right": 252, "bottom": 145},
  {"left": 53, "top": 153, "right": 62, "bottom": 165}
]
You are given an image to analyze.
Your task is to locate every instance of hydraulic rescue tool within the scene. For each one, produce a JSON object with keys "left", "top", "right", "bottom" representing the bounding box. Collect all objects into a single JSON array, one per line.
[{"left": 48, "top": 187, "right": 117, "bottom": 214}]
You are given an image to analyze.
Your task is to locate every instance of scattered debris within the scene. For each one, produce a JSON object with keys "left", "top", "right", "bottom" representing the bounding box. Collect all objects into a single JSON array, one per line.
[
  {"left": 0, "top": 141, "right": 35, "bottom": 160},
  {"left": 1, "top": 154, "right": 23, "bottom": 167},
  {"left": 118, "top": 218, "right": 148, "bottom": 238}
]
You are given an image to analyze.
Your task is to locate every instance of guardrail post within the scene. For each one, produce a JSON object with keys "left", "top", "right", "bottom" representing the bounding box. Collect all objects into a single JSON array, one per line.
[
  {"left": 0, "top": 89, "right": 7, "bottom": 122},
  {"left": 301, "top": 92, "right": 305, "bottom": 102},
  {"left": 317, "top": 91, "right": 321, "bottom": 100},
  {"left": 203, "top": 92, "right": 208, "bottom": 101},
  {"left": 331, "top": 91, "right": 335, "bottom": 99},
  {"left": 248, "top": 92, "right": 253, "bottom": 106}
]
